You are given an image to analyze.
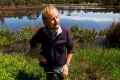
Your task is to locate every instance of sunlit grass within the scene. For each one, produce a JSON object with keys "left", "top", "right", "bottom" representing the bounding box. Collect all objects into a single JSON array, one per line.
[{"left": 0, "top": 52, "right": 45, "bottom": 80}]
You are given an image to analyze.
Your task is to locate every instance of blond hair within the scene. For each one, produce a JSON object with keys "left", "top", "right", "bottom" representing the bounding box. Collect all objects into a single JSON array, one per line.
[{"left": 42, "top": 5, "right": 58, "bottom": 20}]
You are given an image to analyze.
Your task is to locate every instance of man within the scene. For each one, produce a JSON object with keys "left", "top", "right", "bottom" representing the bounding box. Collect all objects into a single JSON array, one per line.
[{"left": 30, "top": 5, "right": 74, "bottom": 80}]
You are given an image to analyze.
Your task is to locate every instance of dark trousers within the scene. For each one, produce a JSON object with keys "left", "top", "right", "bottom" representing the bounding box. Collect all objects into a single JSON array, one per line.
[
  {"left": 39, "top": 63, "right": 64, "bottom": 80},
  {"left": 46, "top": 72, "right": 64, "bottom": 80}
]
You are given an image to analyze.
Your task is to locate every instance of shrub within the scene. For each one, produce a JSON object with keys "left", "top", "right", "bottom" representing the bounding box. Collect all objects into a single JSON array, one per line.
[
  {"left": 18, "top": 26, "right": 40, "bottom": 43},
  {"left": 70, "top": 25, "right": 97, "bottom": 44},
  {"left": 18, "top": 26, "right": 32, "bottom": 43},
  {"left": 0, "top": 29, "right": 14, "bottom": 46}
]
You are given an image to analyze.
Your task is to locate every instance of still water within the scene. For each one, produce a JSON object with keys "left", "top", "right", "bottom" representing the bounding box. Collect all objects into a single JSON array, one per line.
[{"left": 0, "top": 6, "right": 120, "bottom": 31}]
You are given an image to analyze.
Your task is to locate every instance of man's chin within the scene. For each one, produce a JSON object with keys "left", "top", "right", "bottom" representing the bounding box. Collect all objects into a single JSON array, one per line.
[
  {"left": 49, "top": 24, "right": 60, "bottom": 30},
  {"left": 55, "top": 24, "right": 60, "bottom": 29}
]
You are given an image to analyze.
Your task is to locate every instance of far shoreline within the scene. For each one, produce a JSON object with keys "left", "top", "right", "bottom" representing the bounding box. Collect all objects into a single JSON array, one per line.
[{"left": 0, "top": 4, "right": 120, "bottom": 10}]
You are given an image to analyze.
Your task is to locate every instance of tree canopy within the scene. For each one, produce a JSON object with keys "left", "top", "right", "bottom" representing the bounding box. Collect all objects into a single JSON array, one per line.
[{"left": 0, "top": 0, "right": 120, "bottom": 6}]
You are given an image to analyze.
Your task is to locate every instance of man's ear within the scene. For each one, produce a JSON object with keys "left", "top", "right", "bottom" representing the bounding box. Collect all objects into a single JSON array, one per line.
[
  {"left": 43, "top": 19, "right": 45, "bottom": 23},
  {"left": 43, "top": 19, "right": 48, "bottom": 26},
  {"left": 43, "top": 19, "right": 46, "bottom": 24}
]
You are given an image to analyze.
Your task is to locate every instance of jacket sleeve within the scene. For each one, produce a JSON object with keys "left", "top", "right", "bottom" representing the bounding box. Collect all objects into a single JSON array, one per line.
[
  {"left": 29, "top": 29, "right": 42, "bottom": 49},
  {"left": 65, "top": 29, "right": 74, "bottom": 54}
]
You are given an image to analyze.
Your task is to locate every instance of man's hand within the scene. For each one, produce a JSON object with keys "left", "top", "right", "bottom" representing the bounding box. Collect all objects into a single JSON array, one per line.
[
  {"left": 38, "top": 54, "right": 47, "bottom": 64},
  {"left": 32, "top": 47, "right": 47, "bottom": 64},
  {"left": 61, "top": 64, "right": 69, "bottom": 78},
  {"left": 61, "top": 53, "right": 73, "bottom": 78}
]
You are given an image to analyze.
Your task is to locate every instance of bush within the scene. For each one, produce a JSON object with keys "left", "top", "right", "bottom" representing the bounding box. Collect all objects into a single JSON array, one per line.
[
  {"left": 0, "top": 29, "right": 14, "bottom": 46},
  {"left": 18, "top": 26, "right": 32, "bottom": 43},
  {"left": 18, "top": 26, "right": 40, "bottom": 43},
  {"left": 106, "top": 21, "right": 120, "bottom": 48},
  {"left": 0, "top": 52, "right": 45, "bottom": 80},
  {"left": 70, "top": 25, "right": 97, "bottom": 44}
]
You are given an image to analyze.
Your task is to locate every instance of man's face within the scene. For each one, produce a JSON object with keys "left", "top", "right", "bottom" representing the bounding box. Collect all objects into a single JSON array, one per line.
[{"left": 44, "top": 9, "right": 60, "bottom": 30}]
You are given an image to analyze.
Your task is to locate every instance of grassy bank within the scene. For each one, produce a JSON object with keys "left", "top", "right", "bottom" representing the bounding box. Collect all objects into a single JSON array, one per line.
[
  {"left": 0, "top": 45, "right": 120, "bottom": 80},
  {"left": 0, "top": 23, "right": 120, "bottom": 79}
]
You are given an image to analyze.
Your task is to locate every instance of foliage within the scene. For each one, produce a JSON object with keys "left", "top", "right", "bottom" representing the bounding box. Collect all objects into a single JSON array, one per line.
[
  {"left": 0, "top": 29, "right": 14, "bottom": 46},
  {"left": 0, "top": 0, "right": 120, "bottom": 6},
  {"left": 0, "top": 0, "right": 41, "bottom": 6},
  {"left": 70, "top": 25, "right": 97, "bottom": 45},
  {"left": 0, "top": 26, "right": 40, "bottom": 53},
  {"left": 0, "top": 52, "right": 45, "bottom": 80},
  {"left": 18, "top": 26, "right": 32, "bottom": 43}
]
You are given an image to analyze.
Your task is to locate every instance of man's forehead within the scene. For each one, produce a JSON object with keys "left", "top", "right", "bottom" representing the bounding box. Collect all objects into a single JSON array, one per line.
[{"left": 48, "top": 9, "right": 58, "bottom": 15}]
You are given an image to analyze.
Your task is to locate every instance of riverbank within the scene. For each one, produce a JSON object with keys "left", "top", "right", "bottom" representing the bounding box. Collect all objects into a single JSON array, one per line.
[{"left": 55, "top": 4, "right": 120, "bottom": 9}]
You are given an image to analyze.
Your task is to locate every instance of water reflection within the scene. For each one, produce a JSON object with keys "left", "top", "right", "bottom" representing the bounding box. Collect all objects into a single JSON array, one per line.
[
  {"left": 0, "top": 9, "right": 42, "bottom": 30},
  {"left": 0, "top": 6, "right": 120, "bottom": 31}
]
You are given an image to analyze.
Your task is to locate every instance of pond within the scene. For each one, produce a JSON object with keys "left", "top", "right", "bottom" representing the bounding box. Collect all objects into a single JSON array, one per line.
[{"left": 0, "top": 6, "right": 120, "bottom": 31}]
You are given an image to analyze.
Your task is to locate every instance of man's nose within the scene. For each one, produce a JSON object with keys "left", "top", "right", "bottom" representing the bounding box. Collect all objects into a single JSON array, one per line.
[{"left": 54, "top": 17, "right": 57, "bottom": 23}]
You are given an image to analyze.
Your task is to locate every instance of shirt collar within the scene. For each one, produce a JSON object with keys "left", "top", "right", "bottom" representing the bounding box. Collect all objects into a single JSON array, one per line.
[
  {"left": 56, "top": 25, "right": 62, "bottom": 36},
  {"left": 43, "top": 25, "right": 62, "bottom": 36}
]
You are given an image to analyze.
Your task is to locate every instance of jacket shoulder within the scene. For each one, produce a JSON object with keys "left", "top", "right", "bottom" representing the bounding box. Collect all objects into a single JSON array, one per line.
[{"left": 61, "top": 26, "right": 69, "bottom": 32}]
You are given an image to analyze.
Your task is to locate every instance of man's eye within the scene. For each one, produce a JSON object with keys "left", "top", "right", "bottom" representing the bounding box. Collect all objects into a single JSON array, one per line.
[
  {"left": 49, "top": 16, "right": 59, "bottom": 20},
  {"left": 49, "top": 17, "right": 54, "bottom": 20},
  {"left": 55, "top": 16, "right": 59, "bottom": 19},
  {"left": 50, "top": 18, "right": 54, "bottom": 20}
]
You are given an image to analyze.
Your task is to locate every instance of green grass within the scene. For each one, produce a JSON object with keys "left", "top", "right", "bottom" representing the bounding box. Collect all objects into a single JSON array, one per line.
[
  {"left": 69, "top": 43, "right": 120, "bottom": 80},
  {"left": 0, "top": 44, "right": 119, "bottom": 80},
  {"left": 0, "top": 52, "right": 46, "bottom": 80},
  {"left": 0, "top": 25, "right": 120, "bottom": 80}
]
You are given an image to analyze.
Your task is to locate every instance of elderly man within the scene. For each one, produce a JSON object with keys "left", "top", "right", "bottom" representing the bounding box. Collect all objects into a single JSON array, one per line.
[{"left": 30, "top": 5, "right": 74, "bottom": 80}]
